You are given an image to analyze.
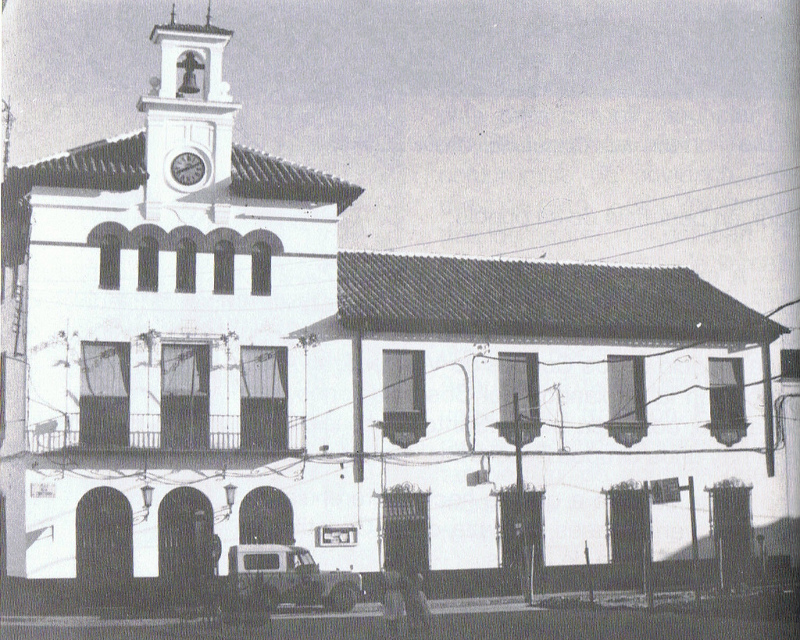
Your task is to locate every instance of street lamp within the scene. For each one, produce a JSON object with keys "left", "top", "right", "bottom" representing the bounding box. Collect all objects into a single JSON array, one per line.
[
  {"left": 224, "top": 483, "right": 237, "bottom": 518},
  {"left": 141, "top": 484, "right": 154, "bottom": 520}
]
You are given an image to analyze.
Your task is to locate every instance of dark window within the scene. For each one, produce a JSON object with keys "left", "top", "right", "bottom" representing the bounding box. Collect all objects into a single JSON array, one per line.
[
  {"left": 499, "top": 490, "right": 545, "bottom": 573},
  {"left": 709, "top": 358, "right": 745, "bottom": 425},
  {"left": 382, "top": 491, "right": 429, "bottom": 574},
  {"left": 251, "top": 242, "right": 271, "bottom": 296},
  {"left": 382, "top": 350, "right": 426, "bottom": 448},
  {"left": 607, "top": 356, "right": 647, "bottom": 447},
  {"left": 496, "top": 352, "right": 540, "bottom": 444},
  {"left": 781, "top": 349, "right": 800, "bottom": 380},
  {"left": 608, "top": 356, "right": 646, "bottom": 423},
  {"left": 138, "top": 237, "right": 159, "bottom": 291},
  {"left": 214, "top": 241, "right": 235, "bottom": 294},
  {"left": 243, "top": 554, "right": 280, "bottom": 571},
  {"left": 608, "top": 487, "right": 650, "bottom": 588},
  {"left": 239, "top": 486, "right": 294, "bottom": 545},
  {"left": 176, "top": 239, "right": 197, "bottom": 293},
  {"left": 1, "top": 492, "right": 6, "bottom": 577},
  {"left": 240, "top": 347, "right": 288, "bottom": 450},
  {"left": 710, "top": 484, "right": 753, "bottom": 591},
  {"left": 79, "top": 342, "right": 130, "bottom": 448},
  {"left": 99, "top": 234, "right": 121, "bottom": 290},
  {"left": 161, "top": 344, "right": 210, "bottom": 449}
]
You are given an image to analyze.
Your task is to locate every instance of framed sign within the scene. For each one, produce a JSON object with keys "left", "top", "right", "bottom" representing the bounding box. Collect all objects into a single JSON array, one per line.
[
  {"left": 30, "top": 483, "right": 56, "bottom": 499},
  {"left": 314, "top": 525, "right": 358, "bottom": 547},
  {"left": 651, "top": 477, "right": 681, "bottom": 504}
]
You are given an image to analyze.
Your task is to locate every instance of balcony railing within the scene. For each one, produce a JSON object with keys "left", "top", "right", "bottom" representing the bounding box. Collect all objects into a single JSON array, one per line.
[{"left": 26, "top": 413, "right": 306, "bottom": 453}]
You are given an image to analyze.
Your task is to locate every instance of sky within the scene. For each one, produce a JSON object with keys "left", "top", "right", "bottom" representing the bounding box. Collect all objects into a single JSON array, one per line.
[{"left": 2, "top": 0, "right": 799, "bottom": 336}]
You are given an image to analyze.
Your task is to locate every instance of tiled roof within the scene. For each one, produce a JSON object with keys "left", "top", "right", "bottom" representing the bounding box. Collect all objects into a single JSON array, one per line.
[
  {"left": 337, "top": 251, "right": 787, "bottom": 343},
  {"left": 7, "top": 131, "right": 362, "bottom": 210},
  {"left": 1, "top": 132, "right": 363, "bottom": 265},
  {"left": 230, "top": 145, "right": 364, "bottom": 213}
]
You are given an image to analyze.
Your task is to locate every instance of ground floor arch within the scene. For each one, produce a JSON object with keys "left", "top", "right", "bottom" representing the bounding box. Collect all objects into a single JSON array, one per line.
[
  {"left": 158, "top": 487, "right": 214, "bottom": 600},
  {"left": 76, "top": 486, "right": 133, "bottom": 604},
  {"left": 239, "top": 486, "right": 294, "bottom": 545}
]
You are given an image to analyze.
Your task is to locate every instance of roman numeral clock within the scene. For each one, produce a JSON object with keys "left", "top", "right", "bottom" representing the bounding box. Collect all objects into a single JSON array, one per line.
[{"left": 171, "top": 152, "right": 207, "bottom": 186}]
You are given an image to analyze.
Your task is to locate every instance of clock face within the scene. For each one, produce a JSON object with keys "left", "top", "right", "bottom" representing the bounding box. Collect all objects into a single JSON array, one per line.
[{"left": 170, "top": 152, "right": 206, "bottom": 186}]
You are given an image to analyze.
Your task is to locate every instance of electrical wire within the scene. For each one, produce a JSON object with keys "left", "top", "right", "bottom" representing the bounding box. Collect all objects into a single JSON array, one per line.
[
  {"left": 594, "top": 206, "right": 800, "bottom": 262},
  {"left": 494, "top": 186, "right": 800, "bottom": 258},
  {"left": 382, "top": 165, "right": 800, "bottom": 252}
]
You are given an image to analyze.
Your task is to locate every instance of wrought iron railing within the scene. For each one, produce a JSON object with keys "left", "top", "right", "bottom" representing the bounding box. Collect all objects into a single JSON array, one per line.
[{"left": 26, "top": 413, "right": 306, "bottom": 453}]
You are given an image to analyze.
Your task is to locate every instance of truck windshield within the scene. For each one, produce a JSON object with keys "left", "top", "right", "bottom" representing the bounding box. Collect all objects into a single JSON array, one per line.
[{"left": 297, "top": 550, "right": 316, "bottom": 566}]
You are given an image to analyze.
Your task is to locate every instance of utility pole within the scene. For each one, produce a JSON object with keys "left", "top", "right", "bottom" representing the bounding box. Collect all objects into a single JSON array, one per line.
[
  {"left": 688, "top": 476, "right": 701, "bottom": 608},
  {"left": 643, "top": 480, "right": 654, "bottom": 609},
  {"left": 2, "top": 98, "right": 14, "bottom": 179},
  {"left": 513, "top": 393, "right": 532, "bottom": 604}
]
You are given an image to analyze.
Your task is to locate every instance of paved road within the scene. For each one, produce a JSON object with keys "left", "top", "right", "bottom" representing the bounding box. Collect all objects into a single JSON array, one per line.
[{"left": 3, "top": 600, "right": 797, "bottom": 640}]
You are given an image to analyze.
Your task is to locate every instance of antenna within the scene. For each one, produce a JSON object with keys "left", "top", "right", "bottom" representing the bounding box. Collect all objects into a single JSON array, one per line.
[
  {"left": 2, "top": 98, "right": 14, "bottom": 179},
  {"left": 206, "top": 1, "right": 212, "bottom": 26},
  {"left": 169, "top": 3, "right": 176, "bottom": 25}
]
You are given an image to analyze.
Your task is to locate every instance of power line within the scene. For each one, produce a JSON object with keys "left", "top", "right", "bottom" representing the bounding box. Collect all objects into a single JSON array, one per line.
[
  {"left": 494, "top": 186, "right": 799, "bottom": 258},
  {"left": 767, "top": 298, "right": 800, "bottom": 318},
  {"left": 383, "top": 166, "right": 800, "bottom": 252},
  {"left": 594, "top": 206, "right": 800, "bottom": 262}
]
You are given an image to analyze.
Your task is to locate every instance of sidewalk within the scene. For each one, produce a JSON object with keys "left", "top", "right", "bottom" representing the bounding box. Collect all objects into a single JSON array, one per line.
[{"left": 0, "top": 595, "right": 532, "bottom": 627}]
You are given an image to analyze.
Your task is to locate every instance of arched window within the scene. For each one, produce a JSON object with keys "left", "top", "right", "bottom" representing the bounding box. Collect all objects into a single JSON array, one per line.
[
  {"left": 239, "top": 487, "right": 294, "bottom": 545},
  {"left": 176, "top": 239, "right": 197, "bottom": 293},
  {"left": 99, "top": 234, "right": 121, "bottom": 290},
  {"left": 214, "top": 241, "right": 234, "bottom": 294},
  {"left": 251, "top": 242, "right": 272, "bottom": 296},
  {"left": 138, "top": 237, "right": 159, "bottom": 292},
  {"left": 76, "top": 487, "right": 133, "bottom": 604}
]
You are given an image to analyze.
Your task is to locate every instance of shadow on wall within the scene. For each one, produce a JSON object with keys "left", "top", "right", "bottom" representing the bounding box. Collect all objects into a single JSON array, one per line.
[{"left": 666, "top": 517, "right": 800, "bottom": 565}]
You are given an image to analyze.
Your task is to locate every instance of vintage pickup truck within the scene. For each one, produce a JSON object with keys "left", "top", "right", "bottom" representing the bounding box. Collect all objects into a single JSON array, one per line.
[{"left": 226, "top": 544, "right": 363, "bottom": 613}]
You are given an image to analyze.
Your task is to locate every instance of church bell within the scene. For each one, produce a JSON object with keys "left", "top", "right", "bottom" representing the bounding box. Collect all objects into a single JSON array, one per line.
[
  {"left": 177, "top": 52, "right": 204, "bottom": 96},
  {"left": 178, "top": 70, "right": 201, "bottom": 95}
]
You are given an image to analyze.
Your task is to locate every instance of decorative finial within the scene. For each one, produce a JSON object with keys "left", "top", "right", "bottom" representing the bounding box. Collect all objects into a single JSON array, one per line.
[{"left": 206, "top": 1, "right": 212, "bottom": 26}]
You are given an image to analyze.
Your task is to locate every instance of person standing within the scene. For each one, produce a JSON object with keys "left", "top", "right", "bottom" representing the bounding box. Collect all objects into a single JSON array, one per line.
[
  {"left": 403, "top": 572, "right": 432, "bottom": 637},
  {"left": 382, "top": 565, "right": 406, "bottom": 638}
]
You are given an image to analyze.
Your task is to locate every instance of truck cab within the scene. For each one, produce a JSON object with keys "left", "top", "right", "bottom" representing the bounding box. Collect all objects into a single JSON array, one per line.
[{"left": 228, "top": 544, "right": 363, "bottom": 612}]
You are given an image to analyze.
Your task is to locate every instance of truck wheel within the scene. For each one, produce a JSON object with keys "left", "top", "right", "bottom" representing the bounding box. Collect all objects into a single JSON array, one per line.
[
  {"left": 249, "top": 586, "right": 279, "bottom": 614},
  {"left": 327, "top": 584, "right": 358, "bottom": 613}
]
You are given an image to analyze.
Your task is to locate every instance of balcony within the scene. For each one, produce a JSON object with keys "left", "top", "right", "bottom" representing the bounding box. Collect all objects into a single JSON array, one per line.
[{"left": 26, "top": 413, "right": 306, "bottom": 454}]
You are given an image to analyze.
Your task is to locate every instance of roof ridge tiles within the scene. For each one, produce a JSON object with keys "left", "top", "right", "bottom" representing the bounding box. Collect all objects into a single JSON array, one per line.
[
  {"left": 232, "top": 143, "right": 357, "bottom": 187},
  {"left": 15, "top": 130, "right": 146, "bottom": 169},
  {"left": 336, "top": 248, "right": 687, "bottom": 271}
]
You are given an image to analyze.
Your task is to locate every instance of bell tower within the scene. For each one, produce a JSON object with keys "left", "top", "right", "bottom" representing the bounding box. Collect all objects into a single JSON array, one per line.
[{"left": 137, "top": 7, "right": 241, "bottom": 222}]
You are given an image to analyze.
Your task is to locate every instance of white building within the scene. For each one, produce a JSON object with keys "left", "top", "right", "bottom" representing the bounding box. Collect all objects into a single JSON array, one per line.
[{"left": 0, "top": 17, "right": 792, "bottom": 605}]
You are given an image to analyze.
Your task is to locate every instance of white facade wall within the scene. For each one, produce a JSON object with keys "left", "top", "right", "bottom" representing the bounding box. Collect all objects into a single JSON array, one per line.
[{"left": 8, "top": 184, "right": 790, "bottom": 581}]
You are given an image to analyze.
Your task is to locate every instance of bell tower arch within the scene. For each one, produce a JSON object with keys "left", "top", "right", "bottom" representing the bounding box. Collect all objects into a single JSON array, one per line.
[{"left": 137, "top": 8, "right": 241, "bottom": 222}]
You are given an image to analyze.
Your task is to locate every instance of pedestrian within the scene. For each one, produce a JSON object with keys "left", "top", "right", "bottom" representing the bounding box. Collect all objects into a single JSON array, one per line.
[
  {"left": 382, "top": 564, "right": 406, "bottom": 639},
  {"left": 404, "top": 572, "right": 432, "bottom": 637}
]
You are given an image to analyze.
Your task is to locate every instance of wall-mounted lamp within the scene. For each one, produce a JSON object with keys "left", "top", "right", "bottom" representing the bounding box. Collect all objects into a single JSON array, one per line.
[
  {"left": 223, "top": 483, "right": 237, "bottom": 519},
  {"left": 141, "top": 484, "right": 154, "bottom": 521}
]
